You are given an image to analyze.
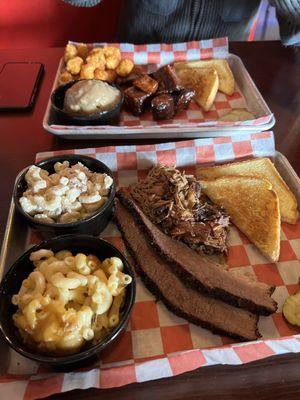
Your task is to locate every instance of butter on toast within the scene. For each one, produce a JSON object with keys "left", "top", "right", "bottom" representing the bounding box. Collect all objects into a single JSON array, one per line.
[
  {"left": 176, "top": 67, "right": 219, "bottom": 111},
  {"left": 197, "top": 158, "right": 298, "bottom": 224},
  {"left": 175, "top": 58, "right": 234, "bottom": 96},
  {"left": 201, "top": 176, "right": 281, "bottom": 262}
]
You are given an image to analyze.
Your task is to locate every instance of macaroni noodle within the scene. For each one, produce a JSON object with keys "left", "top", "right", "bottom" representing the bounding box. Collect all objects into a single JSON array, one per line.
[
  {"left": 12, "top": 249, "right": 132, "bottom": 355},
  {"left": 19, "top": 161, "right": 113, "bottom": 224}
]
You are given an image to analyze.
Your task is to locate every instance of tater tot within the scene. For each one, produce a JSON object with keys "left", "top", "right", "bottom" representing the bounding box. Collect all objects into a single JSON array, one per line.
[
  {"left": 94, "top": 68, "right": 117, "bottom": 82},
  {"left": 103, "top": 46, "right": 121, "bottom": 59},
  {"left": 105, "top": 55, "right": 121, "bottom": 70},
  {"left": 76, "top": 43, "right": 89, "bottom": 60},
  {"left": 59, "top": 69, "right": 73, "bottom": 85},
  {"left": 66, "top": 57, "right": 84, "bottom": 75},
  {"left": 86, "top": 55, "right": 106, "bottom": 70},
  {"left": 86, "top": 49, "right": 106, "bottom": 65},
  {"left": 115, "top": 59, "right": 134, "bottom": 77},
  {"left": 64, "top": 44, "right": 78, "bottom": 63},
  {"left": 89, "top": 48, "right": 105, "bottom": 57},
  {"left": 80, "top": 63, "right": 96, "bottom": 79}
]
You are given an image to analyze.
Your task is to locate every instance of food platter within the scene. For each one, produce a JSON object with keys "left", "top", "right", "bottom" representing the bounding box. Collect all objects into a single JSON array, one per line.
[
  {"left": 43, "top": 38, "right": 275, "bottom": 140},
  {"left": 0, "top": 132, "right": 299, "bottom": 397}
]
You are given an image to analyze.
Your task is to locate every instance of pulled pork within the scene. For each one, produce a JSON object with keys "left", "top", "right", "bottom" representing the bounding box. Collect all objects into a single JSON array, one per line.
[{"left": 129, "top": 165, "right": 229, "bottom": 254}]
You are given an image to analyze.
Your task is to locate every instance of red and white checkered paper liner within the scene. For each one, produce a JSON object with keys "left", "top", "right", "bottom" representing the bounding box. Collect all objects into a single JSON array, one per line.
[
  {"left": 50, "top": 37, "right": 272, "bottom": 132},
  {"left": 1, "top": 132, "right": 300, "bottom": 399}
]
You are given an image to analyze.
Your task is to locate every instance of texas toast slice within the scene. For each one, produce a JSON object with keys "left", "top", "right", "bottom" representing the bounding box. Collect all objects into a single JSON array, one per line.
[
  {"left": 197, "top": 158, "right": 298, "bottom": 224},
  {"left": 175, "top": 58, "right": 234, "bottom": 95},
  {"left": 176, "top": 67, "right": 219, "bottom": 111},
  {"left": 200, "top": 176, "right": 281, "bottom": 262}
]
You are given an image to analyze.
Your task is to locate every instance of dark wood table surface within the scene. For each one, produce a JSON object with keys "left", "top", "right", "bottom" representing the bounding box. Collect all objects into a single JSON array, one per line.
[{"left": 0, "top": 41, "right": 299, "bottom": 399}]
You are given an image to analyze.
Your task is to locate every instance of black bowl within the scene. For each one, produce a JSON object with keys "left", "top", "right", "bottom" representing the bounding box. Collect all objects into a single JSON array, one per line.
[
  {"left": 51, "top": 80, "right": 124, "bottom": 126},
  {"left": 13, "top": 154, "right": 116, "bottom": 239},
  {"left": 0, "top": 235, "right": 136, "bottom": 370}
]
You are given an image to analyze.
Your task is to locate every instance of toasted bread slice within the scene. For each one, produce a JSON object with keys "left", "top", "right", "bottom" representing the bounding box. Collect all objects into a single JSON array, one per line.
[
  {"left": 201, "top": 176, "right": 281, "bottom": 262},
  {"left": 197, "top": 158, "right": 298, "bottom": 224},
  {"left": 219, "top": 108, "right": 256, "bottom": 122},
  {"left": 176, "top": 67, "right": 219, "bottom": 111},
  {"left": 175, "top": 59, "right": 234, "bottom": 95}
]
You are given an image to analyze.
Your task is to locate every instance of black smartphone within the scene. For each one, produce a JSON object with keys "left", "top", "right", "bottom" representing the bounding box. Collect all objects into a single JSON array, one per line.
[{"left": 0, "top": 62, "right": 44, "bottom": 111}]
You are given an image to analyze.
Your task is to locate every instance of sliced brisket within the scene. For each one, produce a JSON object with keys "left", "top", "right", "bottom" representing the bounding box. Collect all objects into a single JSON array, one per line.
[
  {"left": 117, "top": 190, "right": 277, "bottom": 316},
  {"left": 115, "top": 200, "right": 260, "bottom": 341}
]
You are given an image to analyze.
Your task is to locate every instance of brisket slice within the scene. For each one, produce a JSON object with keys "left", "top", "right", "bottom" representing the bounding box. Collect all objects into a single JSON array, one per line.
[
  {"left": 115, "top": 200, "right": 260, "bottom": 341},
  {"left": 117, "top": 190, "right": 277, "bottom": 316}
]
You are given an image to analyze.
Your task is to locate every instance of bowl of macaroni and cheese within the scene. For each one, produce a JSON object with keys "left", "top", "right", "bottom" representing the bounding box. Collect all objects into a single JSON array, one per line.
[
  {"left": 0, "top": 234, "right": 135, "bottom": 369},
  {"left": 14, "top": 155, "right": 116, "bottom": 238},
  {"left": 51, "top": 80, "right": 124, "bottom": 125}
]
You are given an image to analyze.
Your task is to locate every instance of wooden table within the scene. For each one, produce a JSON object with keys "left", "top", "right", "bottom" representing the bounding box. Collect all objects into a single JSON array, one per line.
[{"left": 0, "top": 41, "right": 299, "bottom": 400}]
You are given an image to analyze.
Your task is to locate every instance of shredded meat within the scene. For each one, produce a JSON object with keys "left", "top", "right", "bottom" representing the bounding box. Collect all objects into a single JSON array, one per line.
[{"left": 129, "top": 165, "right": 230, "bottom": 254}]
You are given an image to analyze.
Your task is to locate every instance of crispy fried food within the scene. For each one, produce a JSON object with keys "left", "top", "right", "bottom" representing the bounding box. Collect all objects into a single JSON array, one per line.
[
  {"left": 66, "top": 56, "right": 84, "bottom": 75},
  {"left": 76, "top": 43, "right": 89, "bottom": 60},
  {"left": 197, "top": 158, "right": 299, "bottom": 225},
  {"left": 201, "top": 176, "right": 281, "bottom": 262},
  {"left": 116, "top": 59, "right": 134, "bottom": 77},
  {"left": 283, "top": 292, "right": 300, "bottom": 327},
  {"left": 86, "top": 53, "right": 106, "bottom": 70},
  {"left": 61, "top": 43, "right": 135, "bottom": 85},
  {"left": 58, "top": 69, "right": 73, "bottom": 85},
  {"left": 80, "top": 63, "right": 96, "bottom": 79},
  {"left": 89, "top": 47, "right": 105, "bottom": 56},
  {"left": 103, "top": 46, "right": 121, "bottom": 70},
  {"left": 64, "top": 44, "right": 78, "bottom": 63},
  {"left": 103, "top": 46, "right": 121, "bottom": 58},
  {"left": 88, "top": 48, "right": 106, "bottom": 66},
  {"left": 105, "top": 55, "right": 121, "bottom": 70},
  {"left": 94, "top": 68, "right": 117, "bottom": 82},
  {"left": 177, "top": 67, "right": 219, "bottom": 111}
]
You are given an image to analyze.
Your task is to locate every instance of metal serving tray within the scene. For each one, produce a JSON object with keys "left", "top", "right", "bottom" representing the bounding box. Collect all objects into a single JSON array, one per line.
[
  {"left": 43, "top": 54, "right": 275, "bottom": 140},
  {"left": 0, "top": 152, "right": 299, "bottom": 376},
  {"left": 1, "top": 152, "right": 299, "bottom": 280}
]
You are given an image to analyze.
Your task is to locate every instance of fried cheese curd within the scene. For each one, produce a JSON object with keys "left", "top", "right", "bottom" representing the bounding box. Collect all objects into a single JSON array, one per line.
[
  {"left": 66, "top": 57, "right": 84, "bottom": 75},
  {"left": 64, "top": 44, "right": 78, "bottom": 63},
  {"left": 94, "top": 69, "right": 117, "bottom": 83},
  {"left": 60, "top": 43, "right": 134, "bottom": 85}
]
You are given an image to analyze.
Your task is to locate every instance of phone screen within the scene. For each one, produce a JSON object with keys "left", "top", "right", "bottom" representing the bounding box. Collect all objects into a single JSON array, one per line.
[{"left": 0, "top": 62, "right": 44, "bottom": 111}]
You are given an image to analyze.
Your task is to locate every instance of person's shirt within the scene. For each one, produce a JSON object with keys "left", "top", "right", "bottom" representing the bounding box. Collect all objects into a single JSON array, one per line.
[{"left": 63, "top": 0, "right": 300, "bottom": 45}]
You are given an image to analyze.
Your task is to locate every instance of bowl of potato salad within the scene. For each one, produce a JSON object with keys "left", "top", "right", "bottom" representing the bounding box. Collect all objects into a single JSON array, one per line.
[
  {"left": 0, "top": 235, "right": 135, "bottom": 369},
  {"left": 51, "top": 80, "right": 124, "bottom": 126},
  {"left": 14, "top": 155, "right": 116, "bottom": 238}
]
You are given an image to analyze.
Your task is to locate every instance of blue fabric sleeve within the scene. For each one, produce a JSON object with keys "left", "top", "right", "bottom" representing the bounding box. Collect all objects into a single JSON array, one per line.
[
  {"left": 269, "top": 0, "right": 300, "bottom": 45},
  {"left": 62, "top": 0, "right": 102, "bottom": 6}
]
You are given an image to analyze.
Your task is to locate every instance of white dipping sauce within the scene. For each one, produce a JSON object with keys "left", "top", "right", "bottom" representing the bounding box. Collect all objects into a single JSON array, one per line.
[{"left": 64, "top": 80, "right": 121, "bottom": 115}]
